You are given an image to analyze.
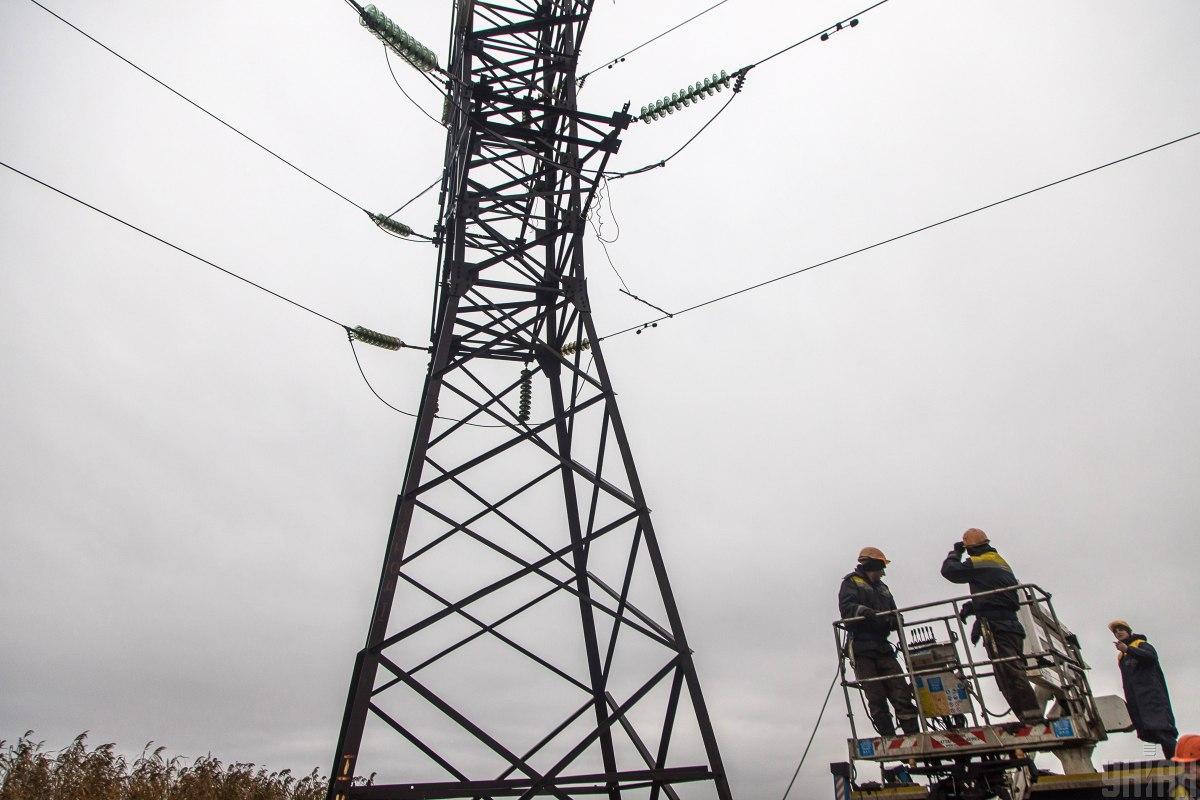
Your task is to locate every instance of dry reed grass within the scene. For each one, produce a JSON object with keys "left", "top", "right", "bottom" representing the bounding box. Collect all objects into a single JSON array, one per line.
[{"left": 0, "top": 732, "right": 327, "bottom": 800}]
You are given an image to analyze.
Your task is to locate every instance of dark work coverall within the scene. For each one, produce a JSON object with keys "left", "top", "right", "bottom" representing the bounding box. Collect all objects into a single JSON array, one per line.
[
  {"left": 941, "top": 546, "right": 1042, "bottom": 722},
  {"left": 1118, "top": 633, "right": 1178, "bottom": 758},
  {"left": 839, "top": 567, "right": 919, "bottom": 736}
]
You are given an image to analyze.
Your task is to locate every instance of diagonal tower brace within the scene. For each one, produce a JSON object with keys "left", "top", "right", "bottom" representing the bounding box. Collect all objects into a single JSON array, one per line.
[{"left": 328, "top": 3, "right": 732, "bottom": 799}]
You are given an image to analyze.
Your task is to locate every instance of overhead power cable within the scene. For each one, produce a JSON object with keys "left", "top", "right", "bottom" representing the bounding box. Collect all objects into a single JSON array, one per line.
[
  {"left": 576, "top": 0, "right": 734, "bottom": 86},
  {"left": 26, "top": 0, "right": 370, "bottom": 215},
  {"left": 30, "top": 0, "right": 438, "bottom": 242},
  {"left": 601, "top": 128, "right": 1200, "bottom": 340},
  {"left": 1, "top": 157, "right": 354, "bottom": 330},
  {"left": 609, "top": 0, "right": 891, "bottom": 180},
  {"left": 0, "top": 159, "right": 483, "bottom": 423},
  {"left": 750, "top": 0, "right": 891, "bottom": 70}
]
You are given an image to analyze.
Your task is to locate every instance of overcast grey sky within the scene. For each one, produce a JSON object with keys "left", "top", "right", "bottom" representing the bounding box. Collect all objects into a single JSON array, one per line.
[{"left": 2, "top": 1, "right": 1198, "bottom": 797}]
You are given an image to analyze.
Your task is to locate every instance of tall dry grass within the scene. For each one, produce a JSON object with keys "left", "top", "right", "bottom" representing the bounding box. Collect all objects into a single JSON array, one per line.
[{"left": 0, "top": 732, "right": 328, "bottom": 800}]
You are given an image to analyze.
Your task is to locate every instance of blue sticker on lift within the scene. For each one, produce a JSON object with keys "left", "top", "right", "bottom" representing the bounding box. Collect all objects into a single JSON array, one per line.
[
  {"left": 1051, "top": 719, "right": 1075, "bottom": 738},
  {"left": 857, "top": 739, "right": 877, "bottom": 757},
  {"left": 915, "top": 676, "right": 925, "bottom": 688},
  {"left": 928, "top": 676, "right": 944, "bottom": 692},
  {"left": 957, "top": 685, "right": 969, "bottom": 699}
]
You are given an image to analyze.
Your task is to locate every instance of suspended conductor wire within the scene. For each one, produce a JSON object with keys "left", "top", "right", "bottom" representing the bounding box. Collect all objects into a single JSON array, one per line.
[
  {"left": 604, "top": 0, "right": 893, "bottom": 181},
  {"left": 576, "top": 0, "right": 734, "bottom": 86},
  {"left": 383, "top": 46, "right": 444, "bottom": 128},
  {"left": 780, "top": 667, "right": 839, "bottom": 800},
  {"left": 0, "top": 157, "right": 349, "bottom": 330},
  {"left": 751, "top": 0, "right": 891, "bottom": 70},
  {"left": 25, "top": 0, "right": 371, "bottom": 216},
  {"left": 601, "top": 128, "right": 1200, "bottom": 341},
  {"left": 0, "top": 158, "right": 507, "bottom": 429}
]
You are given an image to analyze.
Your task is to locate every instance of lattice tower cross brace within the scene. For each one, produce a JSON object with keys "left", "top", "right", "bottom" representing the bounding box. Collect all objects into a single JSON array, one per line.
[{"left": 327, "top": 2, "right": 732, "bottom": 798}]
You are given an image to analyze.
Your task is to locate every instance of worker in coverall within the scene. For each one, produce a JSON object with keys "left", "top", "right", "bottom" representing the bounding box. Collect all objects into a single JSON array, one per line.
[
  {"left": 839, "top": 547, "right": 919, "bottom": 736},
  {"left": 1109, "top": 619, "right": 1178, "bottom": 759},
  {"left": 941, "top": 528, "right": 1042, "bottom": 723}
]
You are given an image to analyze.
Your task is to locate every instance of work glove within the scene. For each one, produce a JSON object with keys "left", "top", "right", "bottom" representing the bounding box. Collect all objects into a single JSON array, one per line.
[
  {"left": 969, "top": 618, "right": 983, "bottom": 646},
  {"left": 958, "top": 601, "right": 975, "bottom": 622},
  {"left": 953, "top": 541, "right": 966, "bottom": 556},
  {"left": 859, "top": 607, "right": 877, "bottom": 620}
]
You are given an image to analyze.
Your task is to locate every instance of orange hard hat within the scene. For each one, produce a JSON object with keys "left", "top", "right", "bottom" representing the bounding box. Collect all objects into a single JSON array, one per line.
[
  {"left": 962, "top": 528, "right": 990, "bottom": 547},
  {"left": 1173, "top": 733, "right": 1200, "bottom": 764},
  {"left": 858, "top": 547, "right": 891, "bottom": 565}
]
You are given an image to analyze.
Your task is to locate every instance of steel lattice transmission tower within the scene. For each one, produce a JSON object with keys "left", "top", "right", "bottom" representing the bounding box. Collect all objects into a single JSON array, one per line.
[{"left": 328, "top": 2, "right": 732, "bottom": 798}]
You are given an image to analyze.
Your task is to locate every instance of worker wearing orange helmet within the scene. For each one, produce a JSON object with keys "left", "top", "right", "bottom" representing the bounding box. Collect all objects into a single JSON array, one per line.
[
  {"left": 838, "top": 547, "right": 919, "bottom": 737},
  {"left": 1173, "top": 734, "right": 1200, "bottom": 798},
  {"left": 1109, "top": 619, "right": 1178, "bottom": 759},
  {"left": 941, "top": 528, "right": 1042, "bottom": 723}
]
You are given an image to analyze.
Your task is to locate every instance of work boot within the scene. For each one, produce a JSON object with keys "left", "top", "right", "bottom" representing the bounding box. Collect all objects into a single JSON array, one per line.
[
  {"left": 1018, "top": 709, "right": 1044, "bottom": 725},
  {"left": 899, "top": 719, "right": 920, "bottom": 735}
]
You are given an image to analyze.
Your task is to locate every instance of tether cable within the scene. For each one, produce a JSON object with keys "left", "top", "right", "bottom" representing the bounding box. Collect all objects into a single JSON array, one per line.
[
  {"left": 780, "top": 667, "right": 839, "bottom": 800},
  {"left": 601, "top": 128, "right": 1200, "bottom": 340},
  {"left": 27, "top": 0, "right": 370, "bottom": 215}
]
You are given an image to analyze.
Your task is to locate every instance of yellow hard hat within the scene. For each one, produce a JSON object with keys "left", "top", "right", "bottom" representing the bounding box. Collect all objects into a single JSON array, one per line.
[
  {"left": 962, "top": 528, "right": 990, "bottom": 547},
  {"left": 858, "top": 547, "right": 890, "bottom": 564},
  {"left": 1108, "top": 619, "right": 1132, "bottom": 635}
]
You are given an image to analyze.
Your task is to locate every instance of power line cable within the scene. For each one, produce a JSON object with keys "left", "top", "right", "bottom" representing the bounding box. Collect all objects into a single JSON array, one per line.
[
  {"left": 605, "top": 0, "right": 893, "bottom": 180},
  {"left": 1, "top": 157, "right": 350, "bottom": 330},
  {"left": 780, "top": 667, "right": 839, "bottom": 800},
  {"left": 601, "top": 128, "right": 1200, "bottom": 340},
  {"left": 0, "top": 158, "right": 520, "bottom": 428},
  {"left": 751, "top": 0, "right": 891, "bottom": 70},
  {"left": 576, "top": 0, "right": 734, "bottom": 86},
  {"left": 25, "top": 0, "right": 371, "bottom": 216}
]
